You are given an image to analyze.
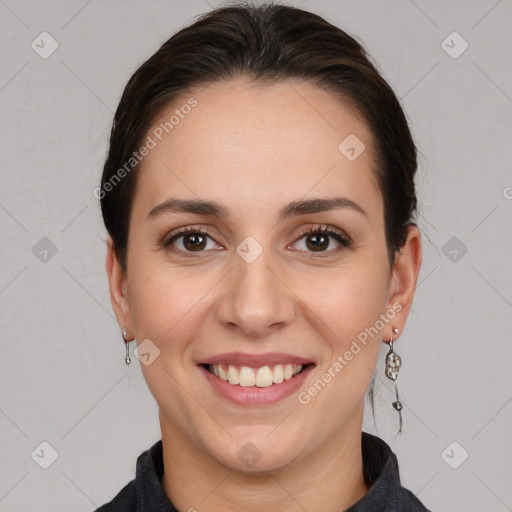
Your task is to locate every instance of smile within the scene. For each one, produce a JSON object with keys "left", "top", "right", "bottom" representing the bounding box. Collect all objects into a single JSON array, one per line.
[
  {"left": 205, "top": 363, "right": 305, "bottom": 387},
  {"left": 197, "top": 352, "right": 315, "bottom": 405}
]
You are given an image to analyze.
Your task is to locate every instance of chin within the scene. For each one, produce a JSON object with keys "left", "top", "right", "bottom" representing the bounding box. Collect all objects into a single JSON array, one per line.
[{"left": 207, "top": 430, "right": 302, "bottom": 474}]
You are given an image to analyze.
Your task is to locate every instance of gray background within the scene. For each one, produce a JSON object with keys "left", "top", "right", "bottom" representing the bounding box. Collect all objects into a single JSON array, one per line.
[{"left": 0, "top": 0, "right": 511, "bottom": 511}]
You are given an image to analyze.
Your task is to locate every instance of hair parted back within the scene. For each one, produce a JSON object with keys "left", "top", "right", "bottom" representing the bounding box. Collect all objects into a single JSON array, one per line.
[{"left": 100, "top": 1, "right": 418, "bottom": 274}]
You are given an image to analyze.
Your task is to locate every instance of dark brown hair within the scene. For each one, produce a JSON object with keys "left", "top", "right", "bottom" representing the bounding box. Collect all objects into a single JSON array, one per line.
[
  {"left": 99, "top": 1, "right": 420, "bottom": 426},
  {"left": 100, "top": 1, "right": 418, "bottom": 275}
]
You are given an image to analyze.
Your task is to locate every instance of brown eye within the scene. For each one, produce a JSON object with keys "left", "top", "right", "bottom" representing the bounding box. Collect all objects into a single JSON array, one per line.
[
  {"left": 293, "top": 226, "right": 351, "bottom": 255},
  {"left": 305, "top": 232, "right": 330, "bottom": 251},
  {"left": 181, "top": 233, "right": 207, "bottom": 251},
  {"left": 163, "top": 226, "right": 219, "bottom": 256}
]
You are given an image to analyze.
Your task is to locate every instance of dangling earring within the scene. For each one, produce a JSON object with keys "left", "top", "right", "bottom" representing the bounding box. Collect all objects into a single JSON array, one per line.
[
  {"left": 385, "top": 327, "right": 403, "bottom": 433},
  {"left": 122, "top": 327, "right": 131, "bottom": 366}
]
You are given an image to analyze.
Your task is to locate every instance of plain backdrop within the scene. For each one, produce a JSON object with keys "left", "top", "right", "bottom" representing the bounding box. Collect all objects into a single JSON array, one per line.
[{"left": 0, "top": 0, "right": 511, "bottom": 511}]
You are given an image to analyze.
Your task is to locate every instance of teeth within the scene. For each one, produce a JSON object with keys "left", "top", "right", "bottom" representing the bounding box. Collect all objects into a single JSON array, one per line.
[
  {"left": 227, "top": 365, "right": 240, "bottom": 385},
  {"left": 218, "top": 365, "right": 228, "bottom": 381},
  {"left": 255, "top": 366, "right": 273, "bottom": 387},
  {"left": 272, "top": 364, "right": 284, "bottom": 384},
  {"left": 239, "top": 366, "right": 256, "bottom": 387},
  {"left": 208, "top": 363, "right": 303, "bottom": 387}
]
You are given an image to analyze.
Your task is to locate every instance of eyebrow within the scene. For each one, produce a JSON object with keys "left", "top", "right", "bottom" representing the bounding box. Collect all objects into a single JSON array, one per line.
[{"left": 147, "top": 196, "right": 368, "bottom": 221}]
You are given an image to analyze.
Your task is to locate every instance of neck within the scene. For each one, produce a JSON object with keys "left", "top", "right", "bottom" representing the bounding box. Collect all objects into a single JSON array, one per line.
[{"left": 160, "top": 411, "right": 369, "bottom": 512}]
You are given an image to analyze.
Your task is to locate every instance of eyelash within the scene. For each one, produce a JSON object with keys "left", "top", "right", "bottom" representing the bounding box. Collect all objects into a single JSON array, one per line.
[{"left": 162, "top": 224, "right": 351, "bottom": 258}]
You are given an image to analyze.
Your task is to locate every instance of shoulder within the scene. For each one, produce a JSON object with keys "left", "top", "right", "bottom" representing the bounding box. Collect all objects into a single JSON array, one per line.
[
  {"left": 90, "top": 439, "right": 164, "bottom": 512},
  {"left": 398, "top": 487, "right": 433, "bottom": 511},
  {"left": 360, "top": 432, "right": 432, "bottom": 512},
  {"left": 91, "top": 478, "right": 136, "bottom": 512}
]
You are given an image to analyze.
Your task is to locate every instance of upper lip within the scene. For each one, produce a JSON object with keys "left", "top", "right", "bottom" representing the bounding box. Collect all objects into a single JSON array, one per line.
[{"left": 198, "top": 352, "right": 314, "bottom": 367}]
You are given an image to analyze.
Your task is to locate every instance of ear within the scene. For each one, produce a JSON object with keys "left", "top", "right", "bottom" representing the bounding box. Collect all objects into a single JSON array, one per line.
[
  {"left": 105, "top": 235, "right": 133, "bottom": 337},
  {"left": 384, "top": 224, "right": 422, "bottom": 340}
]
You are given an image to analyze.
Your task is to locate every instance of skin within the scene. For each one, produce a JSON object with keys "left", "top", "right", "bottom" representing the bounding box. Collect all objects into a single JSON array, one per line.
[{"left": 106, "top": 76, "right": 422, "bottom": 511}]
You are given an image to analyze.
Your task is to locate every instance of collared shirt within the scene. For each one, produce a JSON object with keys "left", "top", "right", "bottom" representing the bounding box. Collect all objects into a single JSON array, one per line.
[{"left": 93, "top": 432, "right": 431, "bottom": 511}]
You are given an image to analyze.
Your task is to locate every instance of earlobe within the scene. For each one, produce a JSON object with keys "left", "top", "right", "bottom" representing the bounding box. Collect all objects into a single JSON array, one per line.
[
  {"left": 105, "top": 236, "right": 132, "bottom": 333},
  {"left": 386, "top": 225, "right": 422, "bottom": 336}
]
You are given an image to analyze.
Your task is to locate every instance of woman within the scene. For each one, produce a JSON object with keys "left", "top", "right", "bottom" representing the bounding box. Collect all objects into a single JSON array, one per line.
[{"left": 95, "top": 2, "right": 427, "bottom": 511}]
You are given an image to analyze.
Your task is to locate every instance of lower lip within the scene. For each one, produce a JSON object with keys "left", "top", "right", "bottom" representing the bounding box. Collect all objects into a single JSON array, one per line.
[{"left": 198, "top": 365, "right": 314, "bottom": 406}]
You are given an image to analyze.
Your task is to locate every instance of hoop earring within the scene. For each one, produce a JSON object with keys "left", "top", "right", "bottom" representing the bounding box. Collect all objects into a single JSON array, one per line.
[
  {"left": 385, "top": 327, "right": 403, "bottom": 434},
  {"left": 122, "top": 327, "right": 131, "bottom": 366}
]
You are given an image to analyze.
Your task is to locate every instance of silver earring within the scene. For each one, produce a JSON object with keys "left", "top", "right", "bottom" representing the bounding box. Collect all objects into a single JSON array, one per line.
[
  {"left": 122, "top": 327, "right": 131, "bottom": 366},
  {"left": 385, "top": 327, "right": 402, "bottom": 433}
]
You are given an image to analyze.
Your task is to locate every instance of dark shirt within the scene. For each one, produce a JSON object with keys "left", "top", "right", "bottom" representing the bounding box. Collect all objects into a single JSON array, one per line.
[{"left": 93, "top": 432, "right": 431, "bottom": 511}]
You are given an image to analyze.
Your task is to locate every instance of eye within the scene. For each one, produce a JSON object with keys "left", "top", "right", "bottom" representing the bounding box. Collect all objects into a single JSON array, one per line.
[
  {"left": 162, "top": 226, "right": 221, "bottom": 256},
  {"left": 292, "top": 225, "right": 351, "bottom": 256},
  {"left": 161, "top": 224, "right": 351, "bottom": 258}
]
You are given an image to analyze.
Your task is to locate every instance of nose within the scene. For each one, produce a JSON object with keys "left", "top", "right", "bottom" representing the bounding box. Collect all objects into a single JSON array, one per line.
[{"left": 216, "top": 247, "right": 296, "bottom": 338}]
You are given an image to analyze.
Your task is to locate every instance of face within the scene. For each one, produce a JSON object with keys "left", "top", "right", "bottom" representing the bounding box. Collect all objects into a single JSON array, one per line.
[{"left": 107, "top": 77, "right": 421, "bottom": 473}]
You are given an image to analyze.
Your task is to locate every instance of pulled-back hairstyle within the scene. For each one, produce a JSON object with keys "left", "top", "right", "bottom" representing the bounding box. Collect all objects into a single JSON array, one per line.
[
  {"left": 99, "top": 1, "right": 420, "bottom": 424},
  {"left": 100, "top": 1, "right": 418, "bottom": 276}
]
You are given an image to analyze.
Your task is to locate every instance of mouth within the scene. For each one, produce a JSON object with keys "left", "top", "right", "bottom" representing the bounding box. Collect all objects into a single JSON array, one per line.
[
  {"left": 200, "top": 362, "right": 314, "bottom": 388},
  {"left": 196, "top": 352, "right": 315, "bottom": 405}
]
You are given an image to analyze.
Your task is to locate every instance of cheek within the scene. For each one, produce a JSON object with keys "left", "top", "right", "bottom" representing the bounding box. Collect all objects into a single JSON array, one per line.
[
  {"left": 295, "top": 262, "right": 390, "bottom": 340},
  {"left": 127, "top": 264, "right": 207, "bottom": 346},
  {"left": 296, "top": 271, "right": 386, "bottom": 421}
]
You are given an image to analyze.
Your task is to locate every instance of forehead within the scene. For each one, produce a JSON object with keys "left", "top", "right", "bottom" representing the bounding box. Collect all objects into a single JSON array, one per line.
[{"left": 133, "top": 77, "right": 382, "bottom": 222}]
